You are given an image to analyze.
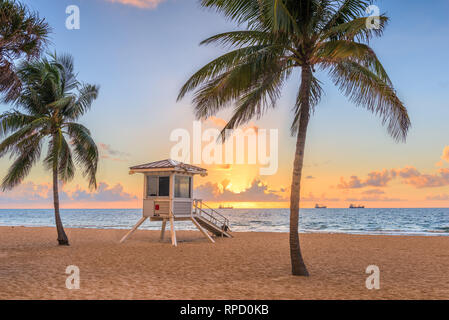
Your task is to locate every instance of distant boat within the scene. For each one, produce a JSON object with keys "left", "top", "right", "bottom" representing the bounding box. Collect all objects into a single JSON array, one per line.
[
  {"left": 349, "top": 204, "right": 365, "bottom": 209},
  {"left": 218, "top": 205, "right": 234, "bottom": 209},
  {"left": 315, "top": 204, "right": 327, "bottom": 209}
]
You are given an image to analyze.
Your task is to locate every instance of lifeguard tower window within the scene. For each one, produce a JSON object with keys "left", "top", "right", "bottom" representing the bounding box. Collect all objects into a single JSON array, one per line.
[
  {"left": 175, "top": 176, "right": 191, "bottom": 198},
  {"left": 147, "top": 176, "right": 170, "bottom": 197}
]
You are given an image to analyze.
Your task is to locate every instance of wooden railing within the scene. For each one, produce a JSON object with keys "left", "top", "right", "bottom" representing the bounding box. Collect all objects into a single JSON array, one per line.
[{"left": 193, "top": 199, "right": 231, "bottom": 231}]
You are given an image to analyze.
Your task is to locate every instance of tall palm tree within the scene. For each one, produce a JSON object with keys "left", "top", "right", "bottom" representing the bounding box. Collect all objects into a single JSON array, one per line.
[
  {"left": 0, "top": 0, "right": 50, "bottom": 101},
  {"left": 0, "top": 53, "right": 100, "bottom": 246},
  {"left": 178, "top": 0, "right": 410, "bottom": 276}
]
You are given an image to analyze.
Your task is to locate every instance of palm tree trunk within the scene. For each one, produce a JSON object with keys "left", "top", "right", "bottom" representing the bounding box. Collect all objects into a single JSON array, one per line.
[
  {"left": 289, "top": 65, "right": 313, "bottom": 276},
  {"left": 53, "top": 162, "right": 69, "bottom": 246}
]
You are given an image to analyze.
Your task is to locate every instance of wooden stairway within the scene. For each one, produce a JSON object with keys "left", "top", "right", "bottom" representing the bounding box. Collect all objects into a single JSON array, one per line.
[
  {"left": 193, "top": 200, "right": 233, "bottom": 238},
  {"left": 193, "top": 216, "right": 232, "bottom": 238}
]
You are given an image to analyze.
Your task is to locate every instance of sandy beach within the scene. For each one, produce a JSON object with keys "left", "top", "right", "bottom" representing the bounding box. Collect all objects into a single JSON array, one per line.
[{"left": 0, "top": 226, "right": 448, "bottom": 300}]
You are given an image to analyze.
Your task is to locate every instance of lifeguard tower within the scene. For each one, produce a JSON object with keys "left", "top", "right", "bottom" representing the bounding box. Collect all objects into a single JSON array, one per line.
[{"left": 120, "top": 159, "right": 232, "bottom": 246}]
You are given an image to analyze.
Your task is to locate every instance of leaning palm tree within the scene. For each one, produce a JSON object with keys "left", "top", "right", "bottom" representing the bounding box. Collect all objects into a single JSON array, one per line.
[
  {"left": 178, "top": 0, "right": 410, "bottom": 276},
  {"left": 0, "top": 53, "right": 100, "bottom": 246},
  {"left": 0, "top": 0, "right": 50, "bottom": 100}
]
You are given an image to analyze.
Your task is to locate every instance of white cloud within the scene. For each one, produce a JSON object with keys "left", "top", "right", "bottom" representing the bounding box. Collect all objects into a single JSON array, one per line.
[
  {"left": 70, "top": 182, "right": 138, "bottom": 202},
  {"left": 0, "top": 181, "right": 137, "bottom": 204},
  {"left": 99, "top": 143, "right": 130, "bottom": 162},
  {"left": 194, "top": 179, "right": 285, "bottom": 202}
]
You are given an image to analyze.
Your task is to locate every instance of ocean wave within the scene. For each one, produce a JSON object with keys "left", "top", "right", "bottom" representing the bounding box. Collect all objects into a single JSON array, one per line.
[{"left": 1, "top": 208, "right": 449, "bottom": 236}]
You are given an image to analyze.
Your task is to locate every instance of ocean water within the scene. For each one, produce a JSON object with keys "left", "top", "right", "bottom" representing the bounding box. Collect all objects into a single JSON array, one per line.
[{"left": 0, "top": 208, "right": 448, "bottom": 236}]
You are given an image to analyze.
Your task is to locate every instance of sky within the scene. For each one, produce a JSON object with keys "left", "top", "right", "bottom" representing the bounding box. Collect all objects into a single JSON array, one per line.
[{"left": 0, "top": 0, "right": 448, "bottom": 209}]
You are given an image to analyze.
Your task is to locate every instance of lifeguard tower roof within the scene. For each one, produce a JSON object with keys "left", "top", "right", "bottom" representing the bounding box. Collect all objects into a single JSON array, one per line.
[{"left": 129, "top": 159, "right": 207, "bottom": 176}]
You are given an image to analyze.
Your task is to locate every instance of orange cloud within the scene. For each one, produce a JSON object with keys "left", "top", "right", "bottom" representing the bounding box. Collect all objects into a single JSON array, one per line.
[
  {"left": 396, "top": 168, "right": 449, "bottom": 189},
  {"left": 105, "top": 0, "right": 165, "bottom": 9},
  {"left": 338, "top": 169, "right": 393, "bottom": 189},
  {"left": 339, "top": 166, "right": 449, "bottom": 190},
  {"left": 443, "top": 146, "right": 449, "bottom": 162},
  {"left": 436, "top": 146, "right": 449, "bottom": 166},
  {"left": 338, "top": 147, "right": 449, "bottom": 192}
]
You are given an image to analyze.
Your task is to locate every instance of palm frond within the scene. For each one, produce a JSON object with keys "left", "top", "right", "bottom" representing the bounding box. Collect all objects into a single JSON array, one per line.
[
  {"left": 178, "top": 45, "right": 272, "bottom": 101},
  {"left": 329, "top": 60, "right": 410, "bottom": 142},
  {"left": 0, "top": 111, "right": 39, "bottom": 137},
  {"left": 191, "top": 45, "right": 288, "bottom": 119},
  {"left": 315, "top": 40, "right": 391, "bottom": 83},
  {"left": 63, "top": 84, "right": 99, "bottom": 120},
  {"left": 262, "top": 0, "right": 300, "bottom": 34},
  {"left": 0, "top": 118, "right": 50, "bottom": 157},
  {"left": 200, "top": 31, "right": 274, "bottom": 48},
  {"left": 200, "top": 0, "right": 263, "bottom": 28},
  {"left": 66, "top": 123, "right": 98, "bottom": 189},
  {"left": 219, "top": 61, "right": 289, "bottom": 140},
  {"left": 58, "top": 134, "right": 75, "bottom": 183},
  {"left": 323, "top": 0, "right": 371, "bottom": 31},
  {"left": 50, "top": 52, "right": 79, "bottom": 95},
  {"left": 1, "top": 134, "right": 42, "bottom": 191},
  {"left": 321, "top": 16, "right": 388, "bottom": 42},
  {"left": 0, "top": 0, "right": 50, "bottom": 101}
]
